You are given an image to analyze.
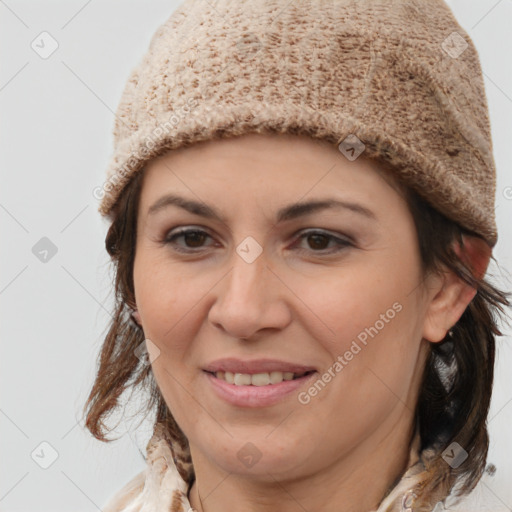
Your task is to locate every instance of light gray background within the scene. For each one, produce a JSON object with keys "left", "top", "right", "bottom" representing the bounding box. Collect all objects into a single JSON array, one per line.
[{"left": 1, "top": 1, "right": 511, "bottom": 511}]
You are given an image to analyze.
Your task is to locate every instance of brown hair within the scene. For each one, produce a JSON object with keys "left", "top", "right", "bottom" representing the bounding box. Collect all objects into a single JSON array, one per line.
[{"left": 84, "top": 153, "right": 511, "bottom": 507}]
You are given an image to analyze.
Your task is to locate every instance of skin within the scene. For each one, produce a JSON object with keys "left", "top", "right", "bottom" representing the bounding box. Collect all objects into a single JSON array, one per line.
[{"left": 130, "top": 133, "right": 489, "bottom": 512}]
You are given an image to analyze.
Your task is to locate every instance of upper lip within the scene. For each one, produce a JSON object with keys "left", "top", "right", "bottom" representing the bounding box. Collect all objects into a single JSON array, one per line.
[{"left": 202, "top": 358, "right": 317, "bottom": 374}]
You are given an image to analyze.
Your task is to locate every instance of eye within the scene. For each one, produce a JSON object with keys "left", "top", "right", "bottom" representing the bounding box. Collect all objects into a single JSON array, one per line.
[
  {"left": 292, "top": 230, "right": 353, "bottom": 254},
  {"left": 163, "top": 227, "right": 215, "bottom": 253},
  {"left": 163, "top": 227, "right": 353, "bottom": 255}
]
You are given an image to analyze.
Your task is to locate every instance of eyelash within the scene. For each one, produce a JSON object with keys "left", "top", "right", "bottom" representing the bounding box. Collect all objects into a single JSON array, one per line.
[{"left": 162, "top": 227, "right": 353, "bottom": 255}]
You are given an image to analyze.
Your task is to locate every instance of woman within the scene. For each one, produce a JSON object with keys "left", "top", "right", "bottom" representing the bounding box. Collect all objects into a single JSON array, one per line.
[{"left": 84, "top": 0, "right": 511, "bottom": 511}]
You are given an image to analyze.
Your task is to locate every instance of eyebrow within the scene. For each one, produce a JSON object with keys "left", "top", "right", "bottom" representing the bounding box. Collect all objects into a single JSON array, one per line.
[{"left": 147, "top": 193, "right": 377, "bottom": 223}]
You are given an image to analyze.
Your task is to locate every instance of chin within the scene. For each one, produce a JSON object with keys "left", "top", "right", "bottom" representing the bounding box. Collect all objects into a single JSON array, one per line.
[{"left": 200, "top": 436, "right": 308, "bottom": 479}]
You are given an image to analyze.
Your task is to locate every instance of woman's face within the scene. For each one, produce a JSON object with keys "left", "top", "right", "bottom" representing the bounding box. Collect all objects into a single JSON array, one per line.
[{"left": 132, "top": 132, "right": 448, "bottom": 481}]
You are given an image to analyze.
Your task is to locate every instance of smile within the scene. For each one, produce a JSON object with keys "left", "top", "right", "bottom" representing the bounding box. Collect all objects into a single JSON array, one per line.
[
  {"left": 203, "top": 369, "right": 318, "bottom": 408},
  {"left": 207, "top": 370, "right": 314, "bottom": 386}
]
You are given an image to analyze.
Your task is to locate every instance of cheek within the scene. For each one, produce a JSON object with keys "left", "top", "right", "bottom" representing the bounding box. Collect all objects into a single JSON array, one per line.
[
  {"left": 135, "top": 261, "right": 205, "bottom": 413},
  {"left": 134, "top": 248, "right": 199, "bottom": 324},
  {"left": 290, "top": 251, "right": 423, "bottom": 406},
  {"left": 291, "top": 254, "right": 418, "bottom": 350},
  {"left": 133, "top": 253, "right": 198, "bottom": 350}
]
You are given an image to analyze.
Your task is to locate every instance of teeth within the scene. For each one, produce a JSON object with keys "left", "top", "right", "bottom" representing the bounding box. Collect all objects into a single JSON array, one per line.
[
  {"left": 214, "top": 370, "right": 307, "bottom": 385},
  {"left": 250, "top": 373, "right": 270, "bottom": 386},
  {"left": 234, "top": 373, "right": 252, "bottom": 385},
  {"left": 271, "top": 371, "right": 288, "bottom": 384}
]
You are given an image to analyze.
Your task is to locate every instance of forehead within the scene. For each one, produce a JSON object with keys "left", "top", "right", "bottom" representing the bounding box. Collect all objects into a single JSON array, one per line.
[
  {"left": 132, "top": 135, "right": 416, "bottom": 238},
  {"left": 138, "top": 133, "right": 404, "bottom": 200},
  {"left": 132, "top": 134, "right": 418, "bottom": 247}
]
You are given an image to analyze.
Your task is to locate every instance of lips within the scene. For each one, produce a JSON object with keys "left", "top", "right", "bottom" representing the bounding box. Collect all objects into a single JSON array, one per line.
[
  {"left": 204, "top": 368, "right": 318, "bottom": 407},
  {"left": 202, "top": 357, "right": 317, "bottom": 374},
  {"left": 201, "top": 358, "right": 319, "bottom": 406}
]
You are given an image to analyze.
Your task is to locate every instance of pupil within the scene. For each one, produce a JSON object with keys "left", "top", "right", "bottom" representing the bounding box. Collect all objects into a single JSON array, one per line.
[
  {"left": 309, "top": 234, "right": 327, "bottom": 250},
  {"left": 186, "top": 232, "right": 205, "bottom": 247}
]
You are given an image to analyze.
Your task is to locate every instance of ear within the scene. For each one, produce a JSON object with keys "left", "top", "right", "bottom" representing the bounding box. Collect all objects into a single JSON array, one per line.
[
  {"left": 422, "top": 234, "right": 492, "bottom": 343},
  {"left": 452, "top": 234, "right": 492, "bottom": 281},
  {"left": 131, "top": 308, "right": 142, "bottom": 326}
]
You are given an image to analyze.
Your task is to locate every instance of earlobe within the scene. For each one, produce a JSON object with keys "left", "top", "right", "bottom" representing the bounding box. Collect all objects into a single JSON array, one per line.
[{"left": 131, "top": 308, "right": 142, "bottom": 326}]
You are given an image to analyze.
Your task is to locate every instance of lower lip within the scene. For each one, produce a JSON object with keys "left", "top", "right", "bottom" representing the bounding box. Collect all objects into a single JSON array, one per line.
[{"left": 203, "top": 371, "right": 318, "bottom": 408}]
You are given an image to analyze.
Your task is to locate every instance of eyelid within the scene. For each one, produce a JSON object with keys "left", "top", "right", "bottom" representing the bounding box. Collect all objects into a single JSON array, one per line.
[
  {"left": 163, "top": 226, "right": 217, "bottom": 250},
  {"left": 163, "top": 225, "right": 354, "bottom": 241},
  {"left": 290, "top": 229, "right": 354, "bottom": 254},
  {"left": 293, "top": 227, "right": 355, "bottom": 245},
  {"left": 163, "top": 225, "right": 354, "bottom": 254}
]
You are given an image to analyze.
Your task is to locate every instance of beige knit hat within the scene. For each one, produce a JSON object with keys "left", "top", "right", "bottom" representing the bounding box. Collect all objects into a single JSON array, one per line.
[{"left": 97, "top": 0, "right": 498, "bottom": 248}]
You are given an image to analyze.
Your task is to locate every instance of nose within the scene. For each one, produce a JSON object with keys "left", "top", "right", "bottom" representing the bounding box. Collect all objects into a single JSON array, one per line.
[{"left": 207, "top": 251, "right": 292, "bottom": 341}]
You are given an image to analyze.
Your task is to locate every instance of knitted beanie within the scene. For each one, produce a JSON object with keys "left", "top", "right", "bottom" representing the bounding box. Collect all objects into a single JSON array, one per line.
[{"left": 97, "top": 0, "right": 498, "bottom": 249}]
